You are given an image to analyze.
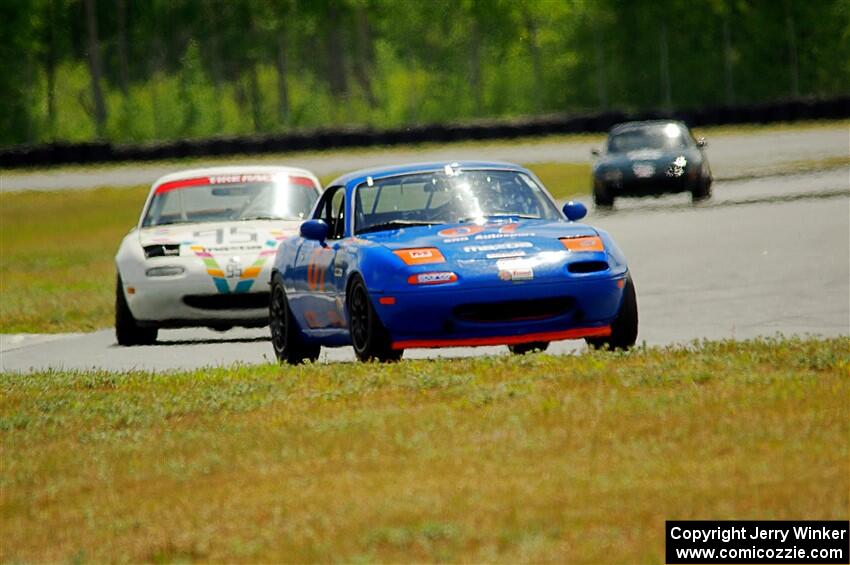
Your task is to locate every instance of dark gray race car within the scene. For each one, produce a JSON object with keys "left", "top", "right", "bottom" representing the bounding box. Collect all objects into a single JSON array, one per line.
[{"left": 591, "top": 120, "right": 712, "bottom": 207}]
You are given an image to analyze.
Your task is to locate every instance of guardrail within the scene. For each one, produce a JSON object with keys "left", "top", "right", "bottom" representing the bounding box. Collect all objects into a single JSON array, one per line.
[{"left": 1, "top": 96, "right": 847, "bottom": 169}]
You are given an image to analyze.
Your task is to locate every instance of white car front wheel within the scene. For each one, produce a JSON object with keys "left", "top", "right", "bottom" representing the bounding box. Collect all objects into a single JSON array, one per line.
[{"left": 115, "top": 275, "right": 158, "bottom": 346}]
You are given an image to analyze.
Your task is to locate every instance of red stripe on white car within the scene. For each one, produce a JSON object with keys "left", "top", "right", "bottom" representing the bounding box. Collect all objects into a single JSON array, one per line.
[
  {"left": 154, "top": 175, "right": 317, "bottom": 194},
  {"left": 289, "top": 176, "right": 317, "bottom": 187},
  {"left": 155, "top": 177, "right": 210, "bottom": 194}
]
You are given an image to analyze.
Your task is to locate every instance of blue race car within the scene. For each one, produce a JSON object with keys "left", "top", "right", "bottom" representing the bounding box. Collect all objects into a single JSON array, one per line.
[{"left": 269, "top": 161, "right": 637, "bottom": 363}]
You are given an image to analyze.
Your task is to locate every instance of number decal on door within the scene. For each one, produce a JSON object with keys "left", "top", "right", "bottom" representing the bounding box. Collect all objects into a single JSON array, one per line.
[{"left": 307, "top": 248, "right": 333, "bottom": 290}]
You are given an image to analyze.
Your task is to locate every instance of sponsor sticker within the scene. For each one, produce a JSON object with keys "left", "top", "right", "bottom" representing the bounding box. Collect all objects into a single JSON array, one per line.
[
  {"left": 463, "top": 241, "right": 533, "bottom": 253},
  {"left": 497, "top": 258, "right": 534, "bottom": 281},
  {"left": 439, "top": 225, "right": 485, "bottom": 238},
  {"left": 204, "top": 245, "right": 262, "bottom": 252},
  {"left": 413, "top": 272, "right": 456, "bottom": 284},
  {"left": 473, "top": 231, "right": 533, "bottom": 241},
  {"left": 498, "top": 268, "right": 534, "bottom": 281},
  {"left": 209, "top": 174, "right": 274, "bottom": 184}
]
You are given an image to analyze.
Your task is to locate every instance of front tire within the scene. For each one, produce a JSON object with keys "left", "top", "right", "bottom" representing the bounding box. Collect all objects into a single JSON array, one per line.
[
  {"left": 593, "top": 182, "right": 614, "bottom": 208},
  {"left": 691, "top": 175, "right": 712, "bottom": 202},
  {"left": 586, "top": 275, "right": 638, "bottom": 351},
  {"left": 270, "top": 274, "right": 320, "bottom": 365},
  {"left": 115, "top": 275, "right": 158, "bottom": 346},
  {"left": 508, "top": 341, "right": 549, "bottom": 355},
  {"left": 348, "top": 277, "right": 403, "bottom": 362}
]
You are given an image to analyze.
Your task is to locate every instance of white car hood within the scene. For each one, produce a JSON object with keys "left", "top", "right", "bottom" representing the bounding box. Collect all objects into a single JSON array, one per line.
[{"left": 137, "top": 220, "right": 302, "bottom": 294}]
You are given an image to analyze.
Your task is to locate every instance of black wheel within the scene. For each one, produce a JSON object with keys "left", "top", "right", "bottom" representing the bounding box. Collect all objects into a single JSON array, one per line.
[
  {"left": 348, "top": 277, "right": 403, "bottom": 362},
  {"left": 115, "top": 275, "right": 158, "bottom": 346},
  {"left": 270, "top": 274, "right": 320, "bottom": 365},
  {"left": 691, "top": 175, "right": 712, "bottom": 202},
  {"left": 586, "top": 275, "right": 638, "bottom": 351},
  {"left": 508, "top": 341, "right": 550, "bottom": 355},
  {"left": 593, "top": 182, "right": 614, "bottom": 208}
]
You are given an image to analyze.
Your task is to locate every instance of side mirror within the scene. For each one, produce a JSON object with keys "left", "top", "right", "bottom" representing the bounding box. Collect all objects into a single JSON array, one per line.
[
  {"left": 562, "top": 201, "right": 587, "bottom": 221},
  {"left": 300, "top": 219, "right": 329, "bottom": 242},
  {"left": 696, "top": 137, "right": 707, "bottom": 148},
  {"left": 591, "top": 148, "right": 600, "bottom": 156}
]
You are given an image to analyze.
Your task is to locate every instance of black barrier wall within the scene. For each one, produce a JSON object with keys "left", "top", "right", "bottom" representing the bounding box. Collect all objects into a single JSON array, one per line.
[{"left": 1, "top": 96, "right": 847, "bottom": 169}]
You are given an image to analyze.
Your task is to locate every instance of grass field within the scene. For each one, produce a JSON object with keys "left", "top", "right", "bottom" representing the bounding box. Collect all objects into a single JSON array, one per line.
[
  {"left": 0, "top": 186, "right": 149, "bottom": 333},
  {"left": 1, "top": 337, "right": 847, "bottom": 562},
  {"left": 0, "top": 163, "right": 588, "bottom": 334}
]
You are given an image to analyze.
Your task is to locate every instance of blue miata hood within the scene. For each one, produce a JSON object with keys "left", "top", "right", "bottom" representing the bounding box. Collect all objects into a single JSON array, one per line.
[{"left": 359, "top": 218, "right": 598, "bottom": 261}]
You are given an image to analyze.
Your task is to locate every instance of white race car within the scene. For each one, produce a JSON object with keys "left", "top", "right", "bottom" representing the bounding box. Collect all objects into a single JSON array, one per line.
[{"left": 115, "top": 166, "right": 322, "bottom": 345}]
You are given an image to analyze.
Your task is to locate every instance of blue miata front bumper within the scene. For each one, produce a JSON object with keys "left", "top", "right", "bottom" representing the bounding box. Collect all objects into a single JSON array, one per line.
[{"left": 374, "top": 273, "right": 626, "bottom": 349}]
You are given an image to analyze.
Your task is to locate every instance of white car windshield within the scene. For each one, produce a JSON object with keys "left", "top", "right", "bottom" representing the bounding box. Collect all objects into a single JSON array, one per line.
[
  {"left": 142, "top": 174, "right": 319, "bottom": 227},
  {"left": 354, "top": 169, "right": 561, "bottom": 234}
]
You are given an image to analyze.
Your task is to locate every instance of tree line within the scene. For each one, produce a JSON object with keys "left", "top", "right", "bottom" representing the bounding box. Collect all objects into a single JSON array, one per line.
[{"left": 2, "top": 0, "right": 848, "bottom": 146}]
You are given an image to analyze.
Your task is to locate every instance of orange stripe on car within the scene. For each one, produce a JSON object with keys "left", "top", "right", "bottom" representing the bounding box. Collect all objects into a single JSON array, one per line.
[
  {"left": 240, "top": 267, "right": 261, "bottom": 279},
  {"left": 393, "top": 248, "right": 446, "bottom": 265},
  {"left": 560, "top": 236, "right": 604, "bottom": 252}
]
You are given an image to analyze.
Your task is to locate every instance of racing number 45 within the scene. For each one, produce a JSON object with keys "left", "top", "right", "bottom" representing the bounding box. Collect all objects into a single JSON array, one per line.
[{"left": 192, "top": 226, "right": 258, "bottom": 245}]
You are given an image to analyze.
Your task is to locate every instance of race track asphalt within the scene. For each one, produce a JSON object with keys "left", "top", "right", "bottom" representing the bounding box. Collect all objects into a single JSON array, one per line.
[
  {"left": 2, "top": 163, "right": 847, "bottom": 373},
  {"left": 2, "top": 124, "right": 847, "bottom": 191}
]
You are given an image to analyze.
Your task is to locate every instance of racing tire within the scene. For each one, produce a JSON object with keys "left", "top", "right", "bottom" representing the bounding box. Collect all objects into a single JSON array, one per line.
[
  {"left": 269, "top": 274, "right": 320, "bottom": 365},
  {"left": 115, "top": 275, "right": 158, "bottom": 346},
  {"left": 691, "top": 176, "right": 712, "bottom": 202},
  {"left": 508, "top": 341, "right": 550, "bottom": 355},
  {"left": 348, "top": 276, "right": 403, "bottom": 363},
  {"left": 586, "top": 275, "right": 638, "bottom": 351},
  {"left": 593, "top": 183, "right": 614, "bottom": 208}
]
